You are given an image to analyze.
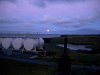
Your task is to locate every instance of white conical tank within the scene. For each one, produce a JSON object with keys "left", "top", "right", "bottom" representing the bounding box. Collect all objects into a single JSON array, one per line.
[
  {"left": 2, "top": 38, "right": 12, "bottom": 49},
  {"left": 24, "top": 38, "right": 38, "bottom": 51},
  {"left": 12, "top": 38, "right": 23, "bottom": 50},
  {"left": 37, "top": 38, "right": 44, "bottom": 49},
  {"left": 35, "top": 38, "right": 40, "bottom": 48}
]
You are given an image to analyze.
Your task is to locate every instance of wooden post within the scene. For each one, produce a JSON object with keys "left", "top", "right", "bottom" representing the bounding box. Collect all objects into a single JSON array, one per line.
[
  {"left": 58, "top": 36, "right": 71, "bottom": 75},
  {"left": 64, "top": 37, "right": 67, "bottom": 54}
]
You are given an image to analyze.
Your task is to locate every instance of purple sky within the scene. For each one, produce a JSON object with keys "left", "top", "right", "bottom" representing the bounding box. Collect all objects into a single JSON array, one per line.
[{"left": 0, "top": 0, "right": 100, "bottom": 34}]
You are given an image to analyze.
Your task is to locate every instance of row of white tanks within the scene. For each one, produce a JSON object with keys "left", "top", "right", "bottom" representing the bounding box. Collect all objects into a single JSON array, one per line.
[{"left": 0, "top": 38, "right": 44, "bottom": 51}]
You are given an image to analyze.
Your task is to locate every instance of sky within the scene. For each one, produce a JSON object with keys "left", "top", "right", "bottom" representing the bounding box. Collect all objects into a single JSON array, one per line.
[{"left": 0, "top": 0, "right": 100, "bottom": 34}]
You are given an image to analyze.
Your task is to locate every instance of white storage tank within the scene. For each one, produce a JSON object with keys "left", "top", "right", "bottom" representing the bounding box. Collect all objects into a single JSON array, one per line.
[
  {"left": 12, "top": 38, "right": 24, "bottom": 50},
  {"left": 2, "top": 38, "right": 12, "bottom": 49},
  {"left": 35, "top": 38, "right": 40, "bottom": 48},
  {"left": 37, "top": 38, "right": 44, "bottom": 49},
  {"left": 24, "top": 38, "right": 38, "bottom": 51}
]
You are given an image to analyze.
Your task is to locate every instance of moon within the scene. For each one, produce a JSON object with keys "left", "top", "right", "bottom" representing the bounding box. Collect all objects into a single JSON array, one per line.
[{"left": 46, "top": 29, "right": 50, "bottom": 32}]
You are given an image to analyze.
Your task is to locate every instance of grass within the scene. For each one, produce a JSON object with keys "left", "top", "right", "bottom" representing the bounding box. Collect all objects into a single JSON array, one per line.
[
  {"left": 0, "top": 58, "right": 57, "bottom": 75},
  {"left": 69, "top": 51, "right": 100, "bottom": 65},
  {"left": 0, "top": 58, "right": 100, "bottom": 75},
  {"left": 36, "top": 50, "right": 100, "bottom": 65},
  {"left": 51, "top": 35, "right": 100, "bottom": 45}
]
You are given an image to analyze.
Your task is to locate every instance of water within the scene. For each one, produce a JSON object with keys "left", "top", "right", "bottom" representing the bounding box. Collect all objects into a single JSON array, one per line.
[
  {"left": 57, "top": 44, "right": 91, "bottom": 51},
  {"left": 0, "top": 34, "right": 61, "bottom": 38}
]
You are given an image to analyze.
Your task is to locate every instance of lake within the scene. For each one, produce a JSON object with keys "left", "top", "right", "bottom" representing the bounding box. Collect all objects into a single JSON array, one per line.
[{"left": 57, "top": 44, "right": 91, "bottom": 51}]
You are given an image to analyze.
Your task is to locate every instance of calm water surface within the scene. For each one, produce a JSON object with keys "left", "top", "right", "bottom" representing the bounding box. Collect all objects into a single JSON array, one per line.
[{"left": 57, "top": 44, "right": 91, "bottom": 51}]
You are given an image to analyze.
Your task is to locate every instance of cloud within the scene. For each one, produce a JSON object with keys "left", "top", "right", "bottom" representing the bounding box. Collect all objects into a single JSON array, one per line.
[
  {"left": 0, "top": 0, "right": 86, "bottom": 8},
  {"left": 0, "top": 0, "right": 17, "bottom": 3},
  {"left": 57, "top": 28, "right": 100, "bottom": 34},
  {"left": 74, "top": 28, "right": 100, "bottom": 34},
  {"left": 44, "top": 0, "right": 85, "bottom": 3},
  {"left": 27, "top": 0, "right": 86, "bottom": 8},
  {"left": 0, "top": 0, "right": 100, "bottom": 34},
  {"left": 0, "top": 18, "right": 22, "bottom": 23},
  {"left": 36, "top": 15, "right": 75, "bottom": 26},
  {"left": 34, "top": 14, "right": 99, "bottom": 28},
  {"left": 0, "top": 0, "right": 100, "bottom": 25},
  {"left": 29, "top": 0, "right": 46, "bottom": 8}
]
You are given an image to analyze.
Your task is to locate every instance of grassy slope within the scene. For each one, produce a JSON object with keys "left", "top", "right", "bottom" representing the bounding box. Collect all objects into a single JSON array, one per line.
[{"left": 51, "top": 35, "right": 100, "bottom": 45}]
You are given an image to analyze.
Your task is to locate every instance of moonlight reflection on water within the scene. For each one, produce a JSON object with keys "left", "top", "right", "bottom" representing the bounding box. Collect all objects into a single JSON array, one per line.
[{"left": 57, "top": 44, "right": 91, "bottom": 51}]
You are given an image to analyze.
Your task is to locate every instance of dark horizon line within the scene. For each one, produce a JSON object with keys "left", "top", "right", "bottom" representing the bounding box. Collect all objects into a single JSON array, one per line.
[{"left": 0, "top": 33, "right": 100, "bottom": 36}]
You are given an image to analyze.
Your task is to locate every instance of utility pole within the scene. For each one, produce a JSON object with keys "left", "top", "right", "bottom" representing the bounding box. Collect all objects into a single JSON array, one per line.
[{"left": 58, "top": 36, "right": 71, "bottom": 75}]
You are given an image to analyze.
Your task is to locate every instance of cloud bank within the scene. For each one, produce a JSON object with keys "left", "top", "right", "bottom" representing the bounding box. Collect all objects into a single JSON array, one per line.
[{"left": 0, "top": 0, "right": 100, "bottom": 34}]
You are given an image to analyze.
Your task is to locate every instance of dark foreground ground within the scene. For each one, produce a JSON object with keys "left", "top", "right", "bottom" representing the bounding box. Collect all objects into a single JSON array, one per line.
[
  {"left": 0, "top": 58, "right": 100, "bottom": 75},
  {"left": 0, "top": 58, "right": 57, "bottom": 75}
]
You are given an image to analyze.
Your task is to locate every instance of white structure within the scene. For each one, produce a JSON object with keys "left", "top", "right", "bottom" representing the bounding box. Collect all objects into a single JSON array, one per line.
[
  {"left": 12, "top": 38, "right": 24, "bottom": 50},
  {"left": 0, "top": 37, "right": 44, "bottom": 52},
  {"left": 37, "top": 38, "right": 44, "bottom": 49},
  {"left": 24, "top": 38, "right": 38, "bottom": 51},
  {"left": 2, "top": 38, "right": 12, "bottom": 49}
]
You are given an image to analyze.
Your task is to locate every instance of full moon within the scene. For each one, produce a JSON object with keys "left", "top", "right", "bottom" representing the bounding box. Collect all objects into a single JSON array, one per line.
[{"left": 46, "top": 29, "right": 50, "bottom": 32}]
